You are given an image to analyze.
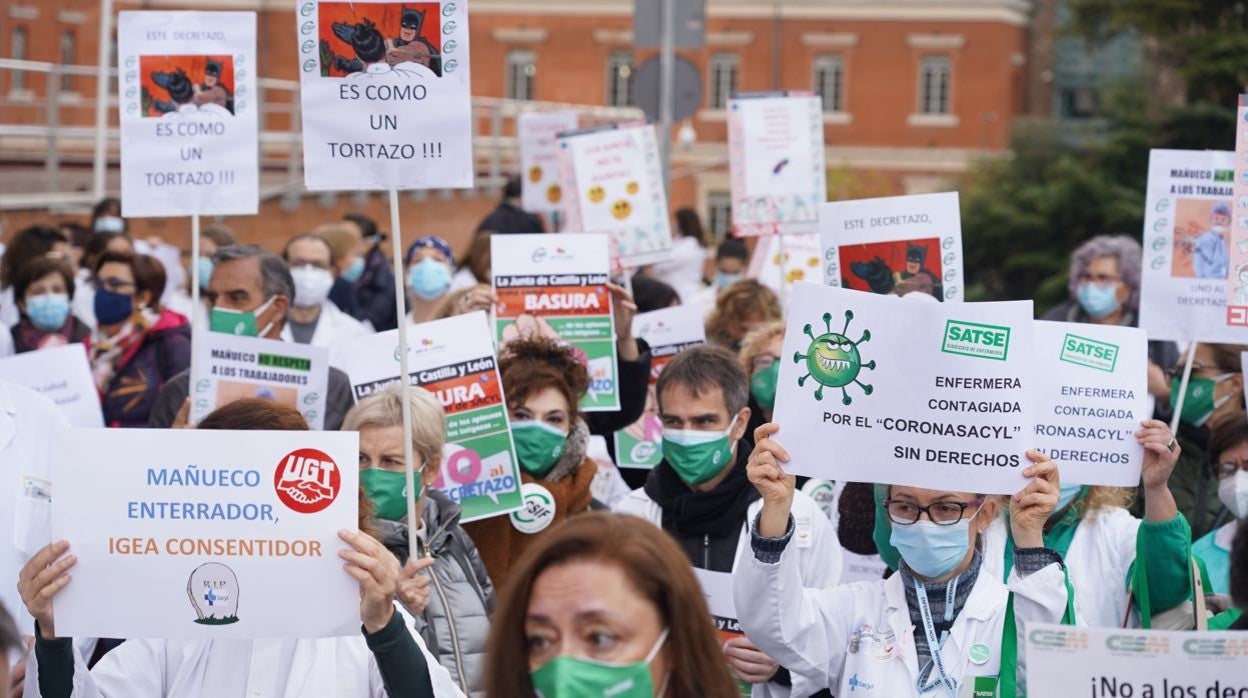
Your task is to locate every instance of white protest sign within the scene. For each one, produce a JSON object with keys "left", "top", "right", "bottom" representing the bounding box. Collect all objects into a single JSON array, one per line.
[
  {"left": 117, "top": 12, "right": 259, "bottom": 217},
  {"left": 614, "top": 306, "right": 705, "bottom": 468},
  {"left": 52, "top": 428, "right": 359, "bottom": 639},
  {"left": 0, "top": 345, "right": 103, "bottom": 428},
  {"left": 1026, "top": 624, "right": 1248, "bottom": 698},
  {"left": 1229, "top": 95, "right": 1248, "bottom": 327},
  {"left": 1139, "top": 149, "right": 1240, "bottom": 342},
  {"left": 191, "top": 333, "right": 330, "bottom": 429},
  {"left": 296, "top": 0, "right": 473, "bottom": 190},
  {"left": 1031, "top": 321, "right": 1148, "bottom": 486},
  {"left": 519, "top": 111, "right": 578, "bottom": 214},
  {"left": 557, "top": 123, "right": 672, "bottom": 267},
  {"left": 1243, "top": 352, "right": 1248, "bottom": 408},
  {"left": 747, "top": 233, "right": 823, "bottom": 296},
  {"left": 820, "top": 191, "right": 963, "bottom": 302},
  {"left": 692, "top": 568, "right": 744, "bottom": 644},
  {"left": 339, "top": 311, "right": 523, "bottom": 521},
  {"left": 772, "top": 283, "right": 1034, "bottom": 494},
  {"left": 728, "top": 92, "right": 825, "bottom": 237}
]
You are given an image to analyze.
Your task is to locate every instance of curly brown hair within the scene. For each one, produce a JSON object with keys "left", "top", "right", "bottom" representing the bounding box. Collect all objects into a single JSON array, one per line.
[
  {"left": 499, "top": 337, "right": 590, "bottom": 415},
  {"left": 705, "top": 279, "right": 781, "bottom": 348}
]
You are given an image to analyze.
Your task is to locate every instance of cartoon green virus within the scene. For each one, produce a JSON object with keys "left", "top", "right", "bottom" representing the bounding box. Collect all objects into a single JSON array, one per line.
[{"left": 793, "top": 310, "right": 875, "bottom": 404}]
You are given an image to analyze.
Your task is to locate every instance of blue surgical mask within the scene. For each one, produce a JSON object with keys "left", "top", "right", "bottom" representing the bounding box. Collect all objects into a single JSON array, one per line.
[
  {"left": 93, "top": 288, "right": 134, "bottom": 326},
  {"left": 407, "top": 258, "right": 452, "bottom": 301},
  {"left": 1053, "top": 484, "right": 1083, "bottom": 518},
  {"left": 196, "top": 257, "right": 214, "bottom": 289},
  {"left": 94, "top": 216, "right": 125, "bottom": 234},
  {"left": 340, "top": 257, "right": 365, "bottom": 283},
  {"left": 26, "top": 293, "right": 71, "bottom": 331},
  {"left": 891, "top": 518, "right": 974, "bottom": 579},
  {"left": 1075, "top": 282, "right": 1121, "bottom": 319},
  {"left": 715, "top": 271, "right": 743, "bottom": 289}
]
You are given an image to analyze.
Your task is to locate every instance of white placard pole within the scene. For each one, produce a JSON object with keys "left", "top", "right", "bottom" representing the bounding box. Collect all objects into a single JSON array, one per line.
[
  {"left": 189, "top": 212, "right": 201, "bottom": 426},
  {"left": 1169, "top": 343, "right": 1197, "bottom": 432},
  {"left": 775, "top": 233, "right": 789, "bottom": 307},
  {"left": 389, "top": 189, "right": 419, "bottom": 562}
]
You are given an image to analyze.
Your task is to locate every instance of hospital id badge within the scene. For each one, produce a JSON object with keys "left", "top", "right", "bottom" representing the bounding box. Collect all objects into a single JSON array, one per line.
[{"left": 959, "top": 675, "right": 998, "bottom": 698}]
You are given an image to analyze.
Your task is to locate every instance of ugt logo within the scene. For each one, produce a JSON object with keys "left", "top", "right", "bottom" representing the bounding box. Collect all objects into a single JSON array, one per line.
[
  {"left": 793, "top": 310, "right": 875, "bottom": 404},
  {"left": 274, "top": 448, "right": 341, "bottom": 514}
]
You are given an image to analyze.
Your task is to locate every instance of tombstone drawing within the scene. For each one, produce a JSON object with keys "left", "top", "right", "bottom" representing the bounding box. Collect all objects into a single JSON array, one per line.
[{"left": 187, "top": 562, "right": 240, "bottom": 625}]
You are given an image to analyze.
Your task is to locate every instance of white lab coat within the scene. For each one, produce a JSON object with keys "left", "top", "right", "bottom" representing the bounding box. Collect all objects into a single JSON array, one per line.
[
  {"left": 982, "top": 510, "right": 1140, "bottom": 628},
  {"left": 280, "top": 301, "right": 372, "bottom": 370},
  {"left": 615, "top": 489, "right": 842, "bottom": 698},
  {"left": 71, "top": 270, "right": 96, "bottom": 330},
  {"left": 0, "top": 286, "right": 19, "bottom": 328},
  {"left": 734, "top": 536, "right": 1068, "bottom": 697},
  {"left": 24, "top": 605, "right": 465, "bottom": 698}
]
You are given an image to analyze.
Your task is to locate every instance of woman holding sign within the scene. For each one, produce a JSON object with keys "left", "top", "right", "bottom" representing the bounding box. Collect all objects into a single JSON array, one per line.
[
  {"left": 16, "top": 400, "right": 464, "bottom": 698},
  {"left": 738, "top": 423, "right": 1068, "bottom": 697}
]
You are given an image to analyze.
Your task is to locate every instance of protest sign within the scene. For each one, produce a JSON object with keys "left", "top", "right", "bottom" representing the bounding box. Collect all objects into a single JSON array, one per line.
[
  {"left": 191, "top": 332, "right": 329, "bottom": 430},
  {"left": 52, "top": 428, "right": 359, "bottom": 639},
  {"left": 339, "top": 311, "right": 522, "bottom": 521},
  {"left": 0, "top": 345, "right": 103, "bottom": 428},
  {"left": 728, "top": 92, "right": 825, "bottom": 237},
  {"left": 557, "top": 123, "right": 671, "bottom": 267},
  {"left": 820, "top": 191, "right": 963, "bottom": 302},
  {"left": 1243, "top": 352, "right": 1248, "bottom": 408},
  {"left": 1229, "top": 95, "right": 1248, "bottom": 326},
  {"left": 1026, "top": 624, "right": 1248, "bottom": 698},
  {"left": 519, "top": 111, "right": 579, "bottom": 214},
  {"left": 1030, "top": 321, "right": 1148, "bottom": 487},
  {"left": 747, "top": 233, "right": 823, "bottom": 297},
  {"left": 492, "top": 234, "right": 619, "bottom": 411},
  {"left": 117, "top": 11, "right": 258, "bottom": 217},
  {"left": 772, "top": 283, "right": 1034, "bottom": 494},
  {"left": 296, "top": 0, "right": 473, "bottom": 190},
  {"left": 613, "top": 306, "right": 705, "bottom": 468},
  {"left": 1139, "top": 149, "right": 1241, "bottom": 342}
]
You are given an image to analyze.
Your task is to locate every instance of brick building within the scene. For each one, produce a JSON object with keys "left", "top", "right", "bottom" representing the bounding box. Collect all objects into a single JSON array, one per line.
[{"left": 1, "top": 0, "right": 1032, "bottom": 250}]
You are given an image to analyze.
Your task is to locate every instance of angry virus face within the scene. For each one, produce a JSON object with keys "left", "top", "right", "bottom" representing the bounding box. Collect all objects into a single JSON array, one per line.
[{"left": 793, "top": 310, "right": 875, "bottom": 404}]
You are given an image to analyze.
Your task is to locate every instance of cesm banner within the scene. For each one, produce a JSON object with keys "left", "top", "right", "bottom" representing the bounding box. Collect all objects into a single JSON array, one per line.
[
  {"left": 518, "top": 110, "right": 578, "bottom": 214},
  {"left": 1138, "top": 149, "right": 1241, "bottom": 342},
  {"left": 52, "top": 429, "right": 359, "bottom": 639},
  {"left": 1026, "top": 624, "right": 1248, "bottom": 698},
  {"left": 820, "top": 192, "right": 964, "bottom": 302},
  {"left": 727, "top": 92, "right": 826, "bottom": 237},
  {"left": 117, "top": 11, "right": 259, "bottom": 217},
  {"left": 1030, "top": 321, "right": 1149, "bottom": 487},
  {"left": 339, "top": 311, "right": 523, "bottom": 521},
  {"left": 296, "top": 0, "right": 473, "bottom": 190},
  {"left": 491, "top": 234, "right": 619, "bottom": 411},
  {"left": 772, "top": 283, "right": 1034, "bottom": 495}
]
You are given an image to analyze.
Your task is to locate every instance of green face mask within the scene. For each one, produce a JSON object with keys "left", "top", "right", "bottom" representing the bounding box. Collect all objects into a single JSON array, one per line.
[
  {"left": 661, "top": 415, "right": 738, "bottom": 486},
  {"left": 360, "top": 468, "right": 415, "bottom": 522},
  {"left": 750, "top": 361, "right": 779, "bottom": 412},
  {"left": 1169, "top": 374, "right": 1234, "bottom": 427},
  {"left": 210, "top": 295, "right": 277, "bottom": 337},
  {"left": 513, "top": 420, "right": 567, "bottom": 477},
  {"left": 530, "top": 629, "right": 669, "bottom": 698}
]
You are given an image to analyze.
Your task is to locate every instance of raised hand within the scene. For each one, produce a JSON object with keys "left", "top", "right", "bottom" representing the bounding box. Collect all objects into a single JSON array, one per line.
[{"left": 747, "top": 423, "right": 796, "bottom": 538}]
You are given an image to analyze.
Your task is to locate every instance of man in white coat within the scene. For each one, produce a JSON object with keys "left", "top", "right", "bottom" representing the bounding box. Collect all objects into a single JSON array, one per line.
[
  {"left": 280, "top": 233, "right": 371, "bottom": 370},
  {"left": 614, "top": 346, "right": 842, "bottom": 697}
]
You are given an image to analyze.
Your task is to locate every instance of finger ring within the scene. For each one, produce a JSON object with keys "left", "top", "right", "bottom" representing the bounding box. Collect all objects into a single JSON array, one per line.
[{"left": 1166, "top": 437, "right": 1176, "bottom": 452}]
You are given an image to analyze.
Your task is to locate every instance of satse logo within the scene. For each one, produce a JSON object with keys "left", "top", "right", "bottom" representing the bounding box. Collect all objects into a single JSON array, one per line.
[
  {"left": 274, "top": 448, "right": 341, "bottom": 514},
  {"left": 942, "top": 320, "right": 1011, "bottom": 361}
]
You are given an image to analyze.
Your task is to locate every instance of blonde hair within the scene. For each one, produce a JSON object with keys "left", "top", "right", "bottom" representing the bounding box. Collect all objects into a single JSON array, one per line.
[
  {"left": 1077, "top": 486, "right": 1134, "bottom": 517},
  {"left": 313, "top": 222, "right": 363, "bottom": 265},
  {"left": 342, "top": 385, "right": 446, "bottom": 479},
  {"left": 738, "top": 320, "right": 786, "bottom": 374}
]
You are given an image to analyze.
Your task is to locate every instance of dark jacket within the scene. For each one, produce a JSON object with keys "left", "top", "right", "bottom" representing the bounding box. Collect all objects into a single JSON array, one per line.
[
  {"left": 328, "top": 276, "right": 359, "bottom": 318},
  {"left": 378, "top": 490, "right": 494, "bottom": 697},
  {"left": 100, "top": 310, "right": 190, "bottom": 428},
  {"left": 11, "top": 316, "right": 91, "bottom": 354},
  {"left": 474, "top": 201, "right": 545, "bottom": 236},
  {"left": 354, "top": 243, "right": 398, "bottom": 333},
  {"left": 147, "top": 363, "right": 355, "bottom": 430}
]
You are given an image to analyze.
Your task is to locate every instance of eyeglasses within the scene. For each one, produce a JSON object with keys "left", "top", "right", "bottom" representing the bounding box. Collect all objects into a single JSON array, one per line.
[
  {"left": 1075, "top": 272, "right": 1123, "bottom": 285},
  {"left": 1215, "top": 462, "right": 1248, "bottom": 479},
  {"left": 97, "top": 277, "right": 135, "bottom": 293},
  {"left": 883, "top": 498, "right": 982, "bottom": 526},
  {"left": 751, "top": 354, "right": 780, "bottom": 372}
]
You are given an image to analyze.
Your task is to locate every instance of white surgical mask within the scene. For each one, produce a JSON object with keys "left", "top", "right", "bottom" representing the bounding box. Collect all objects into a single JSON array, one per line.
[
  {"left": 1218, "top": 470, "right": 1248, "bottom": 519},
  {"left": 291, "top": 265, "right": 335, "bottom": 308}
]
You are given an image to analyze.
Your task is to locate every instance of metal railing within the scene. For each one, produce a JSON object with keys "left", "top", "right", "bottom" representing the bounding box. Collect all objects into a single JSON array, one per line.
[{"left": 0, "top": 58, "right": 645, "bottom": 211}]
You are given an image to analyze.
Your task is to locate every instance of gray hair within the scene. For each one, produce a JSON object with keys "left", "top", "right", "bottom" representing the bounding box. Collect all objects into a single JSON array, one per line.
[
  {"left": 342, "top": 384, "right": 446, "bottom": 478},
  {"left": 656, "top": 345, "right": 749, "bottom": 417},
  {"left": 1067, "top": 235, "right": 1142, "bottom": 313},
  {"left": 212, "top": 244, "right": 295, "bottom": 302}
]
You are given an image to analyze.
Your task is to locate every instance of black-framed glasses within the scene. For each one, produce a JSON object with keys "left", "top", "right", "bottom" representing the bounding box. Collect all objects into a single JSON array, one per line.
[
  {"left": 1215, "top": 462, "right": 1248, "bottom": 479},
  {"left": 883, "top": 498, "right": 982, "bottom": 526}
]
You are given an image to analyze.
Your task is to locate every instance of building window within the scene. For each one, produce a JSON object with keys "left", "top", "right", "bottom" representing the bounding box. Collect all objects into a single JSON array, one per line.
[
  {"left": 708, "top": 53, "right": 738, "bottom": 110},
  {"left": 605, "top": 50, "right": 633, "bottom": 107},
  {"left": 505, "top": 48, "right": 536, "bottom": 101},
  {"left": 11, "top": 26, "right": 28, "bottom": 91},
  {"left": 812, "top": 54, "right": 844, "bottom": 113},
  {"left": 707, "top": 191, "right": 733, "bottom": 241},
  {"left": 59, "top": 31, "right": 76, "bottom": 92},
  {"left": 1060, "top": 87, "right": 1099, "bottom": 119},
  {"left": 918, "top": 55, "right": 951, "bottom": 115}
]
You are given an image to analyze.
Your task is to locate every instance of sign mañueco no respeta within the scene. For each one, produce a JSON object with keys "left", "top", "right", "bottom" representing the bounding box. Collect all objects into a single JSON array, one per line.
[
  {"left": 51, "top": 429, "right": 360, "bottom": 639},
  {"left": 772, "top": 283, "right": 1034, "bottom": 495}
]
